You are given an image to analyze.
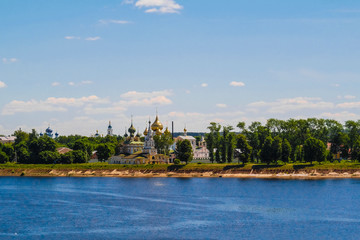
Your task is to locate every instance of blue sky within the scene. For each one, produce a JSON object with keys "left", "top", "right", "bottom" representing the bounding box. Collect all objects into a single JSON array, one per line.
[{"left": 1, "top": 0, "right": 360, "bottom": 136}]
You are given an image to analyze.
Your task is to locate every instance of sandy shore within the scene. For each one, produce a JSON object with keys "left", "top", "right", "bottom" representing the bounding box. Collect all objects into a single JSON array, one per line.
[{"left": 2, "top": 168, "right": 360, "bottom": 179}]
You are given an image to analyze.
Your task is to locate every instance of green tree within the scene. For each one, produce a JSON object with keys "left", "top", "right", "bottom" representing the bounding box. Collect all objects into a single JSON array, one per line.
[
  {"left": 236, "top": 134, "right": 252, "bottom": 164},
  {"left": 15, "top": 141, "right": 30, "bottom": 163},
  {"left": 60, "top": 151, "right": 74, "bottom": 164},
  {"left": 351, "top": 140, "right": 360, "bottom": 162},
  {"left": 72, "top": 150, "right": 88, "bottom": 163},
  {"left": 96, "top": 144, "right": 115, "bottom": 162},
  {"left": 207, "top": 122, "right": 221, "bottom": 163},
  {"left": 294, "top": 145, "right": 304, "bottom": 162},
  {"left": 38, "top": 151, "right": 60, "bottom": 164},
  {"left": 272, "top": 136, "right": 282, "bottom": 162},
  {"left": 227, "top": 132, "right": 236, "bottom": 163},
  {"left": 303, "top": 137, "right": 326, "bottom": 164},
  {"left": 0, "top": 151, "right": 9, "bottom": 163},
  {"left": 73, "top": 138, "right": 93, "bottom": 159},
  {"left": 205, "top": 133, "right": 215, "bottom": 163},
  {"left": 260, "top": 136, "right": 273, "bottom": 165},
  {"left": 154, "top": 132, "right": 174, "bottom": 155},
  {"left": 1, "top": 143, "right": 14, "bottom": 161},
  {"left": 175, "top": 140, "right": 193, "bottom": 164},
  {"left": 281, "top": 139, "right": 292, "bottom": 163}
]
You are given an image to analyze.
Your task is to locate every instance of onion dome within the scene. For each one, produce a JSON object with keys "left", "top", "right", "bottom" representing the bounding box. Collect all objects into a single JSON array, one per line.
[
  {"left": 143, "top": 127, "right": 148, "bottom": 136},
  {"left": 128, "top": 124, "right": 136, "bottom": 137},
  {"left": 151, "top": 115, "right": 163, "bottom": 131},
  {"left": 155, "top": 128, "right": 162, "bottom": 136},
  {"left": 95, "top": 130, "right": 100, "bottom": 137},
  {"left": 108, "top": 121, "right": 112, "bottom": 129},
  {"left": 164, "top": 127, "right": 170, "bottom": 135}
]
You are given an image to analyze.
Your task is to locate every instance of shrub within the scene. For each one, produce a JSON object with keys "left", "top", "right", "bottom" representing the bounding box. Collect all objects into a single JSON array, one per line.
[{"left": 174, "top": 159, "right": 181, "bottom": 165}]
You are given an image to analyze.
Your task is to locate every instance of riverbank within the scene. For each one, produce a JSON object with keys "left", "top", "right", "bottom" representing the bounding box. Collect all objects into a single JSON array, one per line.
[{"left": 1, "top": 162, "right": 360, "bottom": 179}]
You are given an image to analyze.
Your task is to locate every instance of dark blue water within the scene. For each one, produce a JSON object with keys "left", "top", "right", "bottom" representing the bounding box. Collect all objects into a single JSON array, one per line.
[{"left": 0, "top": 177, "right": 360, "bottom": 240}]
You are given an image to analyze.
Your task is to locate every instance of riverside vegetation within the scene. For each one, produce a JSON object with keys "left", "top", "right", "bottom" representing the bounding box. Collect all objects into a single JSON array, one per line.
[{"left": 1, "top": 118, "right": 360, "bottom": 174}]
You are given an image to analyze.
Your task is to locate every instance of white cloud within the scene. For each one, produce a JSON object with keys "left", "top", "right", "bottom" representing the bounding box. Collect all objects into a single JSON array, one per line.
[
  {"left": 2, "top": 95, "right": 109, "bottom": 115},
  {"left": 2, "top": 58, "right": 18, "bottom": 63},
  {"left": 201, "top": 83, "right": 208, "bottom": 87},
  {"left": 230, "top": 81, "right": 245, "bottom": 87},
  {"left": 134, "top": 0, "right": 183, "bottom": 13},
  {"left": 64, "top": 36, "right": 80, "bottom": 40},
  {"left": 2, "top": 100, "right": 68, "bottom": 115},
  {"left": 99, "top": 19, "right": 132, "bottom": 24},
  {"left": 0, "top": 81, "right": 7, "bottom": 88},
  {"left": 337, "top": 101, "right": 360, "bottom": 109},
  {"left": 119, "top": 90, "right": 173, "bottom": 106},
  {"left": 81, "top": 80, "right": 93, "bottom": 85},
  {"left": 85, "top": 36, "right": 101, "bottom": 41},
  {"left": 52, "top": 82, "right": 60, "bottom": 87},
  {"left": 68, "top": 82, "right": 75, "bottom": 86},
  {"left": 344, "top": 95, "right": 356, "bottom": 100},
  {"left": 248, "top": 97, "right": 334, "bottom": 114},
  {"left": 216, "top": 103, "right": 227, "bottom": 108},
  {"left": 84, "top": 105, "right": 127, "bottom": 115}
]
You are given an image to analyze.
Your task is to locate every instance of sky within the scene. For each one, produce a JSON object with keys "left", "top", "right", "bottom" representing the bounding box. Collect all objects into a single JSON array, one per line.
[{"left": 1, "top": 0, "right": 360, "bottom": 136}]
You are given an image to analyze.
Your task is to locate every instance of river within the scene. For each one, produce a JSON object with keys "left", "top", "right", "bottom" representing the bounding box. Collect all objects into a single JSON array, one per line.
[{"left": 0, "top": 177, "right": 359, "bottom": 239}]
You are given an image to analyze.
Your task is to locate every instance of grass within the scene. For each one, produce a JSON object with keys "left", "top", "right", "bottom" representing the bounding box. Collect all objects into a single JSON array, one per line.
[{"left": 0, "top": 161, "right": 360, "bottom": 172}]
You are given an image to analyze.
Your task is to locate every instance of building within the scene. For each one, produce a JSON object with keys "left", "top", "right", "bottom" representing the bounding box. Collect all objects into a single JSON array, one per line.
[
  {"left": 173, "top": 128, "right": 210, "bottom": 160},
  {"left": 0, "top": 136, "right": 16, "bottom": 144},
  {"left": 109, "top": 114, "right": 170, "bottom": 164},
  {"left": 107, "top": 121, "right": 113, "bottom": 136},
  {"left": 40, "top": 125, "right": 59, "bottom": 138}
]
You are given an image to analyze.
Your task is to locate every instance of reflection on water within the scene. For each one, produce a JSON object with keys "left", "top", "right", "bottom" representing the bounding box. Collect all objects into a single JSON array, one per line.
[{"left": 0, "top": 177, "right": 360, "bottom": 240}]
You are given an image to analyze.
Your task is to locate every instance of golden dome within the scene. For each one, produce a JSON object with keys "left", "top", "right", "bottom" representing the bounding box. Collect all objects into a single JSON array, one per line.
[
  {"left": 155, "top": 128, "right": 162, "bottom": 136},
  {"left": 143, "top": 127, "right": 148, "bottom": 136},
  {"left": 151, "top": 115, "right": 163, "bottom": 131},
  {"left": 164, "top": 127, "right": 170, "bottom": 135}
]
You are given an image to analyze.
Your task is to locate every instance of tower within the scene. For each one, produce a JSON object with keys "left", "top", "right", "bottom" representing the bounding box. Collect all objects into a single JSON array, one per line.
[
  {"left": 107, "top": 121, "right": 113, "bottom": 136},
  {"left": 144, "top": 118, "right": 157, "bottom": 155}
]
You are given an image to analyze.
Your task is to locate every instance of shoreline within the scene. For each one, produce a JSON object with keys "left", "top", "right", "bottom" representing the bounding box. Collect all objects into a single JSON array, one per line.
[{"left": 2, "top": 168, "right": 360, "bottom": 179}]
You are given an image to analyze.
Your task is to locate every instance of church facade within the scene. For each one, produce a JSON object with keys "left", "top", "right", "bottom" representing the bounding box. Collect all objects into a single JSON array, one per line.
[{"left": 108, "top": 114, "right": 170, "bottom": 164}]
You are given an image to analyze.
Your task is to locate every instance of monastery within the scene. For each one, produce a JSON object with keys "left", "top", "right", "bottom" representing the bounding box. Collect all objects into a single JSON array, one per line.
[{"left": 109, "top": 114, "right": 172, "bottom": 164}]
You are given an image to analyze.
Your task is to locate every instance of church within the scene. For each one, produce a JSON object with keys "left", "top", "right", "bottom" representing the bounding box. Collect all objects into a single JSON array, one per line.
[{"left": 108, "top": 114, "right": 171, "bottom": 164}]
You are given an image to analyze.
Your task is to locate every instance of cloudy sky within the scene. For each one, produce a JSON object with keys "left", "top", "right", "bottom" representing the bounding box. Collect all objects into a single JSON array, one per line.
[{"left": 1, "top": 0, "right": 360, "bottom": 136}]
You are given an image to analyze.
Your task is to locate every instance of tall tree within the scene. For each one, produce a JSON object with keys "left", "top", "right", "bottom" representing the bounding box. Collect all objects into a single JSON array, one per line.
[
  {"left": 236, "top": 134, "right": 252, "bottom": 164},
  {"left": 281, "top": 139, "right": 292, "bottom": 163},
  {"left": 175, "top": 140, "right": 193, "bottom": 164},
  {"left": 260, "top": 136, "right": 273, "bottom": 165},
  {"left": 272, "top": 136, "right": 282, "bottom": 162},
  {"left": 96, "top": 143, "right": 115, "bottom": 162},
  {"left": 207, "top": 122, "right": 221, "bottom": 163},
  {"left": 227, "top": 132, "right": 236, "bottom": 163},
  {"left": 304, "top": 137, "right": 326, "bottom": 164}
]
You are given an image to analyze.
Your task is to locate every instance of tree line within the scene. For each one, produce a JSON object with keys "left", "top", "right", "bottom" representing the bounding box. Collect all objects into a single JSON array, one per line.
[
  {"left": 0, "top": 130, "right": 123, "bottom": 164},
  {"left": 205, "top": 118, "right": 360, "bottom": 164}
]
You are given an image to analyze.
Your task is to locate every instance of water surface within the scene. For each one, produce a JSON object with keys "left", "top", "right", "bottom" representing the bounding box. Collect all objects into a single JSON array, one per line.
[{"left": 0, "top": 177, "right": 359, "bottom": 239}]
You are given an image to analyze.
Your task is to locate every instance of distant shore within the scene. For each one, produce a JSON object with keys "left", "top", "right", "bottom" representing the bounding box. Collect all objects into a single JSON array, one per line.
[{"left": 1, "top": 163, "right": 360, "bottom": 179}]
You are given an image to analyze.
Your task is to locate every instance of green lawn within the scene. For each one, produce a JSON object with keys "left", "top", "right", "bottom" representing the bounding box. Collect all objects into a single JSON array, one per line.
[{"left": 0, "top": 161, "right": 359, "bottom": 172}]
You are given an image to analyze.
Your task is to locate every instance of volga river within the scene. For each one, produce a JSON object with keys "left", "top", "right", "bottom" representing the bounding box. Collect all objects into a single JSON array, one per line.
[{"left": 0, "top": 177, "right": 359, "bottom": 240}]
